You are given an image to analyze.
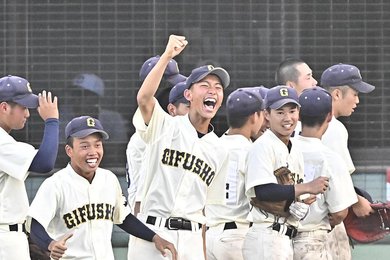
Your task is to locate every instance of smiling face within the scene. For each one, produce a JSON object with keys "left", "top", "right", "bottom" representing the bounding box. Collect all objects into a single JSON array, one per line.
[
  {"left": 265, "top": 103, "right": 299, "bottom": 144},
  {"left": 65, "top": 133, "right": 104, "bottom": 183},
  {"left": 184, "top": 74, "right": 224, "bottom": 125}
]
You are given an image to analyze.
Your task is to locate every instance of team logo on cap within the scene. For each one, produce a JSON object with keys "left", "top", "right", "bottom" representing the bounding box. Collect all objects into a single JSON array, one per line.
[
  {"left": 87, "top": 118, "right": 95, "bottom": 127},
  {"left": 26, "top": 82, "right": 33, "bottom": 93},
  {"left": 280, "top": 87, "right": 289, "bottom": 96},
  {"left": 207, "top": 65, "right": 214, "bottom": 71}
]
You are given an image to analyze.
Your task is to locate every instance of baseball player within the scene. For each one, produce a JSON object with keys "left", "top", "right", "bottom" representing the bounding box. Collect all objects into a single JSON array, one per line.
[
  {"left": 205, "top": 87, "right": 265, "bottom": 260},
  {"left": 292, "top": 87, "right": 358, "bottom": 260},
  {"left": 129, "top": 35, "right": 230, "bottom": 260},
  {"left": 243, "top": 85, "right": 329, "bottom": 260},
  {"left": 275, "top": 58, "right": 318, "bottom": 96},
  {"left": 127, "top": 55, "right": 188, "bottom": 214},
  {"left": 320, "top": 63, "right": 375, "bottom": 260},
  {"left": 27, "top": 116, "right": 176, "bottom": 260},
  {"left": 127, "top": 80, "right": 190, "bottom": 214},
  {"left": 0, "top": 75, "right": 59, "bottom": 260},
  {"left": 126, "top": 59, "right": 189, "bottom": 259}
]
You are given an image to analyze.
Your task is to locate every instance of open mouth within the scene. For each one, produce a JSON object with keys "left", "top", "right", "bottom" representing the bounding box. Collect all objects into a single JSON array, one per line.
[
  {"left": 203, "top": 98, "right": 217, "bottom": 111},
  {"left": 86, "top": 158, "right": 98, "bottom": 167}
]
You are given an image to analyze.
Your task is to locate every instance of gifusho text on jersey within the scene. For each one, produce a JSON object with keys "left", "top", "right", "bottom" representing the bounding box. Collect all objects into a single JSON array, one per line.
[{"left": 161, "top": 148, "right": 215, "bottom": 186}]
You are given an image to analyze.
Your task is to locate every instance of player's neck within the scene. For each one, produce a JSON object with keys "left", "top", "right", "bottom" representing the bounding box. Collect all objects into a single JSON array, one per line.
[
  {"left": 226, "top": 127, "right": 251, "bottom": 140},
  {"left": 300, "top": 126, "right": 323, "bottom": 139},
  {"left": 188, "top": 113, "right": 212, "bottom": 134}
]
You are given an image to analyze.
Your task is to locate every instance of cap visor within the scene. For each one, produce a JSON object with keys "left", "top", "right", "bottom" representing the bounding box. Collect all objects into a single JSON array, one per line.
[
  {"left": 70, "top": 129, "right": 109, "bottom": 140},
  {"left": 13, "top": 94, "right": 39, "bottom": 109},
  {"left": 269, "top": 99, "right": 300, "bottom": 109},
  {"left": 166, "top": 74, "right": 187, "bottom": 86},
  {"left": 350, "top": 81, "right": 375, "bottom": 93},
  {"left": 192, "top": 68, "right": 230, "bottom": 89},
  {"left": 209, "top": 68, "right": 230, "bottom": 88}
]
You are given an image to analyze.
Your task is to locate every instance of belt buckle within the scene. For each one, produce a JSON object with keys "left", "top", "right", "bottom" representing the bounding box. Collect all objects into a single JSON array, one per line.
[{"left": 167, "top": 217, "right": 182, "bottom": 230}]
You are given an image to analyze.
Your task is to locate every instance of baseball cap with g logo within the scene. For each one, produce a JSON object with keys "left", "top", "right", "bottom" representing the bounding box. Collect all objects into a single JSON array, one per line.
[
  {"left": 265, "top": 85, "right": 300, "bottom": 109},
  {"left": 185, "top": 65, "right": 230, "bottom": 89},
  {"left": 65, "top": 116, "right": 109, "bottom": 140},
  {"left": 0, "top": 75, "right": 39, "bottom": 108}
]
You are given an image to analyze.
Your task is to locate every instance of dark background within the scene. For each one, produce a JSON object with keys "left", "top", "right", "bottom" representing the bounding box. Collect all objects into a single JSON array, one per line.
[{"left": 1, "top": 0, "right": 388, "bottom": 169}]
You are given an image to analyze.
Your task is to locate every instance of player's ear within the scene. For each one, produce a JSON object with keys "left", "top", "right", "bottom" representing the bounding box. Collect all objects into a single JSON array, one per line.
[
  {"left": 332, "top": 88, "right": 342, "bottom": 100},
  {"left": 264, "top": 109, "right": 271, "bottom": 121},
  {"left": 285, "top": 80, "right": 295, "bottom": 89},
  {"left": 0, "top": 102, "right": 7, "bottom": 112},
  {"left": 65, "top": 144, "right": 73, "bottom": 157},
  {"left": 183, "top": 89, "right": 192, "bottom": 102},
  {"left": 167, "top": 103, "right": 176, "bottom": 116}
]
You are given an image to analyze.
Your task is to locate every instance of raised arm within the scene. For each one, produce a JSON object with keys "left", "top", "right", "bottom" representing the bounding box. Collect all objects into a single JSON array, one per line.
[{"left": 137, "top": 35, "right": 187, "bottom": 124}]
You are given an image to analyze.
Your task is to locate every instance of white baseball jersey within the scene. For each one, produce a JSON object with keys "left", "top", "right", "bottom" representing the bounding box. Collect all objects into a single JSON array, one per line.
[
  {"left": 27, "top": 164, "right": 130, "bottom": 260},
  {"left": 0, "top": 127, "right": 37, "bottom": 260},
  {"left": 0, "top": 127, "right": 37, "bottom": 225},
  {"left": 126, "top": 132, "right": 148, "bottom": 211},
  {"left": 292, "top": 135, "right": 357, "bottom": 231},
  {"left": 245, "top": 130, "right": 304, "bottom": 226},
  {"left": 132, "top": 99, "right": 229, "bottom": 225},
  {"left": 205, "top": 134, "right": 251, "bottom": 226},
  {"left": 322, "top": 116, "right": 355, "bottom": 174}
]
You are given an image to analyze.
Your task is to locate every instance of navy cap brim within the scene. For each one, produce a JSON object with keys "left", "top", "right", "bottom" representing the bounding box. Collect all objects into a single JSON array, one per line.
[
  {"left": 269, "top": 99, "right": 300, "bottom": 109},
  {"left": 349, "top": 81, "right": 375, "bottom": 94},
  {"left": 70, "top": 129, "right": 109, "bottom": 140},
  {"left": 173, "top": 96, "right": 189, "bottom": 105},
  {"left": 13, "top": 93, "right": 39, "bottom": 109},
  {"left": 166, "top": 73, "right": 187, "bottom": 86},
  {"left": 189, "top": 68, "right": 230, "bottom": 89}
]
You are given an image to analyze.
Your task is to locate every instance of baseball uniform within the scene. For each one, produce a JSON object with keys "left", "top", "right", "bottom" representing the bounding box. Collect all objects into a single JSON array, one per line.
[
  {"left": 322, "top": 117, "right": 355, "bottom": 174},
  {"left": 0, "top": 127, "right": 37, "bottom": 260},
  {"left": 205, "top": 134, "right": 252, "bottom": 260},
  {"left": 27, "top": 164, "right": 130, "bottom": 260},
  {"left": 322, "top": 117, "right": 355, "bottom": 260},
  {"left": 129, "top": 100, "right": 229, "bottom": 260},
  {"left": 126, "top": 132, "right": 147, "bottom": 212},
  {"left": 243, "top": 129, "right": 304, "bottom": 260},
  {"left": 292, "top": 135, "right": 357, "bottom": 260}
]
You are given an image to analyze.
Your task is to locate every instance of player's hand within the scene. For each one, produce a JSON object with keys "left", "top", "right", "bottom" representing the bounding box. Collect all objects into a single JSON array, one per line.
[
  {"left": 162, "top": 35, "right": 188, "bottom": 60},
  {"left": 152, "top": 234, "right": 177, "bottom": 260},
  {"left": 48, "top": 233, "right": 73, "bottom": 260},
  {"left": 301, "top": 194, "right": 317, "bottom": 205},
  {"left": 352, "top": 195, "right": 375, "bottom": 217},
  {"left": 37, "top": 90, "right": 59, "bottom": 120},
  {"left": 307, "top": 176, "right": 329, "bottom": 195}
]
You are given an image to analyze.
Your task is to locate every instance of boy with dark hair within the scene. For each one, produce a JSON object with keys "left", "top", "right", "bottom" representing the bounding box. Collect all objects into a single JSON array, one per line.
[{"left": 206, "top": 87, "right": 265, "bottom": 260}]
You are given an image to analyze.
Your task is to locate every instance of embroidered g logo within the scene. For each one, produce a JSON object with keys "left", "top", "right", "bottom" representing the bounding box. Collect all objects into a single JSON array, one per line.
[
  {"left": 87, "top": 118, "right": 95, "bottom": 127},
  {"left": 279, "top": 87, "right": 289, "bottom": 97}
]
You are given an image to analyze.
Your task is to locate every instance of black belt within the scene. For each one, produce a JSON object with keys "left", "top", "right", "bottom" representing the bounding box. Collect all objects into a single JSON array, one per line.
[
  {"left": 9, "top": 223, "right": 26, "bottom": 233},
  {"left": 223, "top": 221, "right": 237, "bottom": 230},
  {"left": 272, "top": 223, "right": 297, "bottom": 239},
  {"left": 146, "top": 216, "right": 201, "bottom": 231}
]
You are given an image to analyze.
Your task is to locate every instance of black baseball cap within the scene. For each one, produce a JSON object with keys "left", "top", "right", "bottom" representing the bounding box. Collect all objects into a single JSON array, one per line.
[
  {"left": 0, "top": 75, "right": 39, "bottom": 108},
  {"left": 299, "top": 87, "right": 332, "bottom": 116},
  {"left": 321, "top": 63, "right": 375, "bottom": 93},
  {"left": 226, "top": 87, "right": 265, "bottom": 117},
  {"left": 264, "top": 85, "right": 300, "bottom": 109},
  {"left": 65, "top": 116, "right": 109, "bottom": 140},
  {"left": 169, "top": 80, "right": 189, "bottom": 104},
  {"left": 185, "top": 65, "right": 230, "bottom": 89}
]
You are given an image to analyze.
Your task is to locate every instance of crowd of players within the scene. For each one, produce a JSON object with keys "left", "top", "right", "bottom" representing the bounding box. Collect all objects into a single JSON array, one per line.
[{"left": 0, "top": 34, "right": 375, "bottom": 260}]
